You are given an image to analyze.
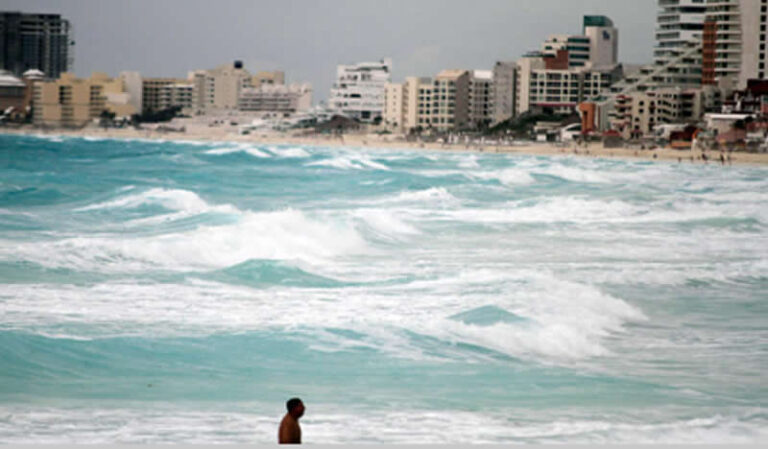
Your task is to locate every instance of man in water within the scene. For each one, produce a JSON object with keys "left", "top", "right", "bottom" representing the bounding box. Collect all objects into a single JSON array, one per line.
[{"left": 279, "top": 398, "right": 305, "bottom": 444}]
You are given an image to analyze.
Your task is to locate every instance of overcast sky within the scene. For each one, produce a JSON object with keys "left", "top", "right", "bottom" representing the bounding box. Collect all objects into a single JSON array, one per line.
[{"left": 5, "top": 0, "right": 656, "bottom": 102}]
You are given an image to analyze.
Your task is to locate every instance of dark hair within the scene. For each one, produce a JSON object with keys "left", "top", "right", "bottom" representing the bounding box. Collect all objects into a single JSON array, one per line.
[{"left": 286, "top": 398, "right": 303, "bottom": 412}]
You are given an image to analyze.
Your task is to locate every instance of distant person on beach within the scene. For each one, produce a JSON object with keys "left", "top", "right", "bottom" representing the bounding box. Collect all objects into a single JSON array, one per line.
[{"left": 279, "top": 398, "right": 305, "bottom": 444}]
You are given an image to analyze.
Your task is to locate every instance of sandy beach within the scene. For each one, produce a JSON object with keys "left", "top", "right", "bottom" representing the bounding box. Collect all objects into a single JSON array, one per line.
[{"left": 3, "top": 125, "right": 768, "bottom": 166}]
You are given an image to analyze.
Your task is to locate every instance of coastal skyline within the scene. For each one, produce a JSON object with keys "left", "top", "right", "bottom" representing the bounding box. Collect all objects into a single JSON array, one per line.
[{"left": 2, "top": 0, "right": 656, "bottom": 101}]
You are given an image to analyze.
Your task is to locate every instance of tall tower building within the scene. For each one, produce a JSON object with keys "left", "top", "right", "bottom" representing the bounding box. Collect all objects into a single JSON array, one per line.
[
  {"left": 0, "top": 12, "right": 73, "bottom": 79},
  {"left": 703, "top": 0, "right": 768, "bottom": 88},
  {"left": 584, "top": 15, "right": 619, "bottom": 68},
  {"left": 654, "top": 0, "right": 707, "bottom": 86}
]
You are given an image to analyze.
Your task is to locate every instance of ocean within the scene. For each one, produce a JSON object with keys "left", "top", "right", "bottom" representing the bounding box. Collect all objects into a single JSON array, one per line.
[{"left": 0, "top": 133, "right": 766, "bottom": 443}]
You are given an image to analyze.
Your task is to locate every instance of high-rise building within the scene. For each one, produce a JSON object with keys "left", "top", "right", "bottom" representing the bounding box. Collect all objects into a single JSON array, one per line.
[
  {"left": 516, "top": 50, "right": 622, "bottom": 117},
  {"left": 654, "top": 0, "right": 706, "bottom": 86},
  {"left": 404, "top": 76, "right": 433, "bottom": 133},
  {"left": 328, "top": 58, "right": 391, "bottom": 123},
  {"left": 540, "top": 16, "right": 619, "bottom": 69},
  {"left": 468, "top": 70, "right": 493, "bottom": 128},
  {"left": 0, "top": 12, "right": 72, "bottom": 79},
  {"left": 703, "top": 0, "right": 768, "bottom": 89},
  {"left": 190, "top": 61, "right": 252, "bottom": 113},
  {"left": 584, "top": 15, "right": 620, "bottom": 68},
  {"left": 429, "top": 70, "right": 470, "bottom": 132},
  {"left": 492, "top": 61, "right": 518, "bottom": 125},
  {"left": 383, "top": 82, "right": 405, "bottom": 132}
]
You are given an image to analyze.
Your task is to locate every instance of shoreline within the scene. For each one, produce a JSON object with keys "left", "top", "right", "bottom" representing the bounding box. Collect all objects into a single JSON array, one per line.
[{"left": 3, "top": 126, "right": 768, "bottom": 166}]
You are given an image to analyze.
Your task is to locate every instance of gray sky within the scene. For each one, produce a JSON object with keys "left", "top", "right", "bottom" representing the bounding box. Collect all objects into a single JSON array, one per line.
[{"left": 4, "top": 0, "right": 656, "bottom": 102}]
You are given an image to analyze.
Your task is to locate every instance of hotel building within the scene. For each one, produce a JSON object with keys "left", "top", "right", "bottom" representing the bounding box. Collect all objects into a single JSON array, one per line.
[
  {"left": 32, "top": 72, "right": 137, "bottom": 127},
  {"left": 653, "top": 0, "right": 707, "bottom": 86},
  {"left": 703, "top": 0, "right": 768, "bottom": 88},
  {"left": 238, "top": 83, "right": 312, "bottom": 114},
  {"left": 328, "top": 58, "right": 391, "bottom": 123},
  {"left": 0, "top": 12, "right": 72, "bottom": 79},
  {"left": 469, "top": 70, "right": 494, "bottom": 128},
  {"left": 383, "top": 82, "right": 405, "bottom": 132}
]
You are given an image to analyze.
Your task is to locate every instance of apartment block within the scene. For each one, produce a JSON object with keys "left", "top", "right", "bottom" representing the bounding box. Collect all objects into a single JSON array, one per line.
[
  {"left": 383, "top": 82, "right": 405, "bottom": 132},
  {"left": 0, "top": 12, "right": 72, "bottom": 78},
  {"left": 329, "top": 58, "right": 391, "bottom": 123},
  {"left": 32, "top": 72, "right": 137, "bottom": 127},
  {"left": 469, "top": 70, "right": 493, "bottom": 128},
  {"left": 540, "top": 16, "right": 619, "bottom": 69},
  {"left": 610, "top": 86, "right": 719, "bottom": 138},
  {"left": 404, "top": 76, "right": 432, "bottom": 132},
  {"left": 141, "top": 77, "right": 194, "bottom": 112},
  {"left": 654, "top": 0, "right": 706, "bottom": 86},
  {"left": 252, "top": 71, "right": 285, "bottom": 89},
  {"left": 190, "top": 61, "right": 252, "bottom": 113},
  {"left": 703, "top": 0, "right": 768, "bottom": 89},
  {"left": 238, "top": 83, "right": 312, "bottom": 114},
  {"left": 516, "top": 51, "right": 621, "bottom": 116},
  {"left": 492, "top": 61, "right": 518, "bottom": 125}
]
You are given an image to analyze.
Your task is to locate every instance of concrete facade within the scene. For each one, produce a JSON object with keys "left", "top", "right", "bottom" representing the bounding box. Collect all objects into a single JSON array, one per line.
[
  {"left": 469, "top": 70, "right": 493, "bottom": 128},
  {"left": 142, "top": 77, "right": 194, "bottom": 113},
  {"left": 654, "top": 0, "right": 706, "bottom": 86},
  {"left": 492, "top": 61, "right": 518, "bottom": 125},
  {"left": 383, "top": 82, "right": 404, "bottom": 132},
  {"left": 238, "top": 83, "right": 312, "bottom": 114},
  {"left": 32, "top": 72, "right": 137, "bottom": 127},
  {"left": 329, "top": 58, "right": 391, "bottom": 123},
  {"left": 0, "top": 69, "right": 26, "bottom": 116},
  {"left": 704, "top": 0, "right": 768, "bottom": 89}
]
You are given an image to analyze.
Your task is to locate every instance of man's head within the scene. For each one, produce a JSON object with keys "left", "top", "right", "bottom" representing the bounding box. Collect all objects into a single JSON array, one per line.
[{"left": 286, "top": 397, "right": 305, "bottom": 419}]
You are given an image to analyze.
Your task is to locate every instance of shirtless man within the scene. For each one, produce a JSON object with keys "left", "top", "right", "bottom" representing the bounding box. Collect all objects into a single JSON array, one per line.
[{"left": 279, "top": 398, "right": 305, "bottom": 444}]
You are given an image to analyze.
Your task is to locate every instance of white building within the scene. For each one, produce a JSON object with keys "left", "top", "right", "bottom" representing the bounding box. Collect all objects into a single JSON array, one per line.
[
  {"left": 584, "top": 15, "right": 620, "bottom": 69},
  {"left": 238, "top": 83, "right": 312, "bottom": 114},
  {"left": 654, "top": 0, "right": 706, "bottom": 86},
  {"left": 119, "top": 71, "right": 143, "bottom": 114},
  {"left": 328, "top": 58, "right": 391, "bottom": 122}
]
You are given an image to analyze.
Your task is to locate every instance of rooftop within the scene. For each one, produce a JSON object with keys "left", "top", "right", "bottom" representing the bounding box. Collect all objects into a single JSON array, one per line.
[
  {"left": 436, "top": 69, "right": 468, "bottom": 80},
  {"left": 0, "top": 70, "right": 25, "bottom": 88}
]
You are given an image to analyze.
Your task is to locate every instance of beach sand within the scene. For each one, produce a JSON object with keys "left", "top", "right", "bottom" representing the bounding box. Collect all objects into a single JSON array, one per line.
[{"left": 3, "top": 125, "right": 768, "bottom": 166}]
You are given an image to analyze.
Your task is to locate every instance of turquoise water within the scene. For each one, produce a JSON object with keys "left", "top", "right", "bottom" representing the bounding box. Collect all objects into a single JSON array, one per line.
[{"left": 0, "top": 133, "right": 766, "bottom": 443}]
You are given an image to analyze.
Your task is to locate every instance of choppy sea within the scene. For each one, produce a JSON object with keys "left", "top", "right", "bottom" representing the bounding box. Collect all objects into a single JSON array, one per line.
[{"left": 0, "top": 133, "right": 766, "bottom": 443}]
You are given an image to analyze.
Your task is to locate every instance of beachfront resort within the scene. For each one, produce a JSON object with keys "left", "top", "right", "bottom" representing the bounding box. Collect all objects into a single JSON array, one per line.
[{"left": 1, "top": 2, "right": 768, "bottom": 158}]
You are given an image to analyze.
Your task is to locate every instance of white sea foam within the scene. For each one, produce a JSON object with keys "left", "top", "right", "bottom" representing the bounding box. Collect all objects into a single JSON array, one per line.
[
  {"left": 0, "top": 405, "right": 764, "bottom": 444},
  {"left": 75, "top": 188, "right": 237, "bottom": 217},
  {"left": 269, "top": 146, "right": 310, "bottom": 158},
  {"left": 534, "top": 165, "right": 611, "bottom": 183},
  {"left": 353, "top": 209, "right": 420, "bottom": 237},
  {"left": 458, "top": 155, "right": 480, "bottom": 168},
  {"left": 0, "top": 209, "right": 366, "bottom": 273},
  {"left": 0, "top": 269, "right": 644, "bottom": 363},
  {"left": 470, "top": 168, "right": 536, "bottom": 186},
  {"left": 394, "top": 187, "right": 457, "bottom": 204},
  {"left": 307, "top": 155, "right": 390, "bottom": 171},
  {"left": 204, "top": 145, "right": 271, "bottom": 158}
]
